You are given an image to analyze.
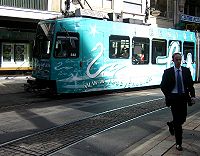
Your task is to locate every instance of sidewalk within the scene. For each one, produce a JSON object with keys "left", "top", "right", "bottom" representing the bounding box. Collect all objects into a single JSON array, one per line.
[
  {"left": 120, "top": 110, "right": 200, "bottom": 156},
  {"left": 0, "top": 76, "right": 29, "bottom": 94}
]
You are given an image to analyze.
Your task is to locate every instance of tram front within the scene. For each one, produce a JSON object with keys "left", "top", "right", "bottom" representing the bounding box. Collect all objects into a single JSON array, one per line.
[
  {"left": 26, "top": 21, "right": 57, "bottom": 93},
  {"left": 27, "top": 18, "right": 80, "bottom": 94}
]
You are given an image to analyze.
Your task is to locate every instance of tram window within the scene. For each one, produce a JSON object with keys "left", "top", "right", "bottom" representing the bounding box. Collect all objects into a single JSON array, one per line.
[
  {"left": 109, "top": 35, "right": 130, "bottom": 59},
  {"left": 54, "top": 32, "right": 79, "bottom": 58},
  {"left": 132, "top": 37, "right": 149, "bottom": 65},
  {"left": 183, "top": 42, "right": 195, "bottom": 64},
  {"left": 152, "top": 39, "right": 167, "bottom": 64}
]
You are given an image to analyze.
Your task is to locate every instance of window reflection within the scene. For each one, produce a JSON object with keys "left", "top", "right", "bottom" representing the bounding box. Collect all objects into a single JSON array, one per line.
[
  {"left": 54, "top": 32, "right": 79, "bottom": 58},
  {"left": 109, "top": 35, "right": 130, "bottom": 59},
  {"left": 132, "top": 37, "right": 149, "bottom": 65},
  {"left": 183, "top": 42, "right": 195, "bottom": 64},
  {"left": 152, "top": 39, "right": 167, "bottom": 64}
]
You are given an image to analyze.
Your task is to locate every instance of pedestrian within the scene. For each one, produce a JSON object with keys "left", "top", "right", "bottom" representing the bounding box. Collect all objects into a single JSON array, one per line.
[{"left": 160, "top": 52, "right": 195, "bottom": 151}]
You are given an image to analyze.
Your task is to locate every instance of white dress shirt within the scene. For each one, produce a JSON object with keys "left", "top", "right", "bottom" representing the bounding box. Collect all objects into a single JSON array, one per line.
[{"left": 171, "top": 67, "right": 185, "bottom": 93}]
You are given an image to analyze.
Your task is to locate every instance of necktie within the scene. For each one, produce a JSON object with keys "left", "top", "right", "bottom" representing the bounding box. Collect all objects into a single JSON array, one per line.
[{"left": 177, "top": 69, "right": 182, "bottom": 94}]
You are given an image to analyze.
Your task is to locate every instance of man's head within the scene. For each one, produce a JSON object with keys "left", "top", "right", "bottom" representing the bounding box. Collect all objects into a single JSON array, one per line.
[{"left": 172, "top": 52, "right": 182, "bottom": 68}]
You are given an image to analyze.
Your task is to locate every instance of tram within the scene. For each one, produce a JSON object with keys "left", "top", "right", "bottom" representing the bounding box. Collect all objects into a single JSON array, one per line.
[{"left": 27, "top": 12, "right": 198, "bottom": 94}]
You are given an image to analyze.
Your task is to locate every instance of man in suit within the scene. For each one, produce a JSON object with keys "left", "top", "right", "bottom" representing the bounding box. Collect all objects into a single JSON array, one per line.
[{"left": 160, "top": 52, "right": 195, "bottom": 151}]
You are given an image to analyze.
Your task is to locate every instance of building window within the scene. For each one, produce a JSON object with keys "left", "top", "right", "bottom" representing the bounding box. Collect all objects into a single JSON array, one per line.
[
  {"left": 84, "top": 0, "right": 103, "bottom": 8},
  {"left": 151, "top": 0, "right": 174, "bottom": 19},
  {"left": 167, "top": 0, "right": 174, "bottom": 19},
  {"left": 123, "top": 0, "right": 142, "bottom": 14},
  {"left": 0, "top": 0, "right": 48, "bottom": 10},
  {"left": 84, "top": 0, "right": 112, "bottom": 10},
  {"left": 196, "top": 7, "right": 200, "bottom": 17},
  {"left": 109, "top": 35, "right": 130, "bottom": 59},
  {"left": 184, "top": 0, "right": 198, "bottom": 16}
]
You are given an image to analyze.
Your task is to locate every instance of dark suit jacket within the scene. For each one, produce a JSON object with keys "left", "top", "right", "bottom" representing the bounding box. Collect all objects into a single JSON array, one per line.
[{"left": 160, "top": 66, "right": 195, "bottom": 106}]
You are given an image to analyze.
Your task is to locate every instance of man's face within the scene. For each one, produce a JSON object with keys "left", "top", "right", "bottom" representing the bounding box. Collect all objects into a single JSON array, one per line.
[{"left": 173, "top": 53, "right": 182, "bottom": 68}]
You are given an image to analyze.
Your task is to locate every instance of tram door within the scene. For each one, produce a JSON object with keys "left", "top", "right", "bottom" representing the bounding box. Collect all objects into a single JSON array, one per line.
[{"left": 1, "top": 43, "right": 29, "bottom": 68}]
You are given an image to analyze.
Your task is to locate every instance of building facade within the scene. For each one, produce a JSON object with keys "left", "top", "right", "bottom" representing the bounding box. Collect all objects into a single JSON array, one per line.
[{"left": 178, "top": 0, "right": 200, "bottom": 31}]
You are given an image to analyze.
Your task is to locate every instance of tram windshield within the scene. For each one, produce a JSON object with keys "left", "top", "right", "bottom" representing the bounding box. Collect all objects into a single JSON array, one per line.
[
  {"left": 54, "top": 32, "right": 79, "bottom": 58},
  {"left": 34, "top": 22, "right": 55, "bottom": 59}
]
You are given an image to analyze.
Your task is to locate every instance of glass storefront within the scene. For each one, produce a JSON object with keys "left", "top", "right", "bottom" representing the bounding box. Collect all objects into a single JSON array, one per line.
[
  {"left": 1, "top": 43, "right": 30, "bottom": 68},
  {"left": 0, "top": 28, "right": 35, "bottom": 71}
]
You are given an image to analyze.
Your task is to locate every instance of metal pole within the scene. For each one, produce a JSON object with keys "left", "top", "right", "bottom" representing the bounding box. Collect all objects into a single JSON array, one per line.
[
  {"left": 84, "top": 0, "right": 93, "bottom": 10},
  {"left": 173, "top": 0, "right": 177, "bottom": 28},
  {"left": 75, "top": 0, "right": 85, "bottom": 9}
]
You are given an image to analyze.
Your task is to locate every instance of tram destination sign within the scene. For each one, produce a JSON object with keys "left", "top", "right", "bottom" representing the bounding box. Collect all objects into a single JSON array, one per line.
[{"left": 180, "top": 14, "right": 200, "bottom": 24}]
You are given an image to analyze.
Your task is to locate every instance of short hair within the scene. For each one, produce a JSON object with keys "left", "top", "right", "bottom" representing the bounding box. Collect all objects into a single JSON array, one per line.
[{"left": 172, "top": 52, "right": 182, "bottom": 59}]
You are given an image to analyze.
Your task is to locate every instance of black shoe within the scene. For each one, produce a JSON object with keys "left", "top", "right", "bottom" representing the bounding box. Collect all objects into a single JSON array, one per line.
[
  {"left": 176, "top": 144, "right": 183, "bottom": 151},
  {"left": 167, "top": 122, "right": 174, "bottom": 135}
]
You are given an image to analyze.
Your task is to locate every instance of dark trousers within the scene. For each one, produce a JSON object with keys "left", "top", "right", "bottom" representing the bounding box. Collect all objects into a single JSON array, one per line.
[{"left": 170, "top": 94, "right": 187, "bottom": 145}]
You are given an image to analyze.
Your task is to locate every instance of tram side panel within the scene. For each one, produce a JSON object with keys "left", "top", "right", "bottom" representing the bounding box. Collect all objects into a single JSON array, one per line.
[
  {"left": 82, "top": 30, "right": 107, "bottom": 92},
  {"left": 81, "top": 23, "right": 135, "bottom": 92},
  {"left": 82, "top": 22, "right": 161, "bottom": 92}
]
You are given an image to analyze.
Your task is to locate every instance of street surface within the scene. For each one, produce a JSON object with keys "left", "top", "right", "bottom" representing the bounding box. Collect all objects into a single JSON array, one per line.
[{"left": 0, "top": 82, "right": 200, "bottom": 155}]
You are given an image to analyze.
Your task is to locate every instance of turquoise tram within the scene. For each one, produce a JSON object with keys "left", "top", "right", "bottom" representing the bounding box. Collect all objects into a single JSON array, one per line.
[{"left": 29, "top": 16, "right": 197, "bottom": 94}]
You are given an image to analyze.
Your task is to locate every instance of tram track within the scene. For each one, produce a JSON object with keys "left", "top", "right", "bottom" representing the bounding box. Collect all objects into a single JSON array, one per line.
[
  {"left": 1, "top": 87, "right": 200, "bottom": 156},
  {"left": 0, "top": 97, "right": 167, "bottom": 156},
  {"left": 1, "top": 91, "right": 200, "bottom": 156}
]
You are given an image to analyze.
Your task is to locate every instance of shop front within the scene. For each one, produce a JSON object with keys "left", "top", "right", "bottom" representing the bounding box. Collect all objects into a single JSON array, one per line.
[
  {"left": 0, "top": 5, "right": 61, "bottom": 75},
  {"left": 0, "top": 22, "right": 36, "bottom": 75},
  {"left": 1, "top": 43, "right": 31, "bottom": 68},
  {"left": 179, "top": 14, "right": 200, "bottom": 31}
]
